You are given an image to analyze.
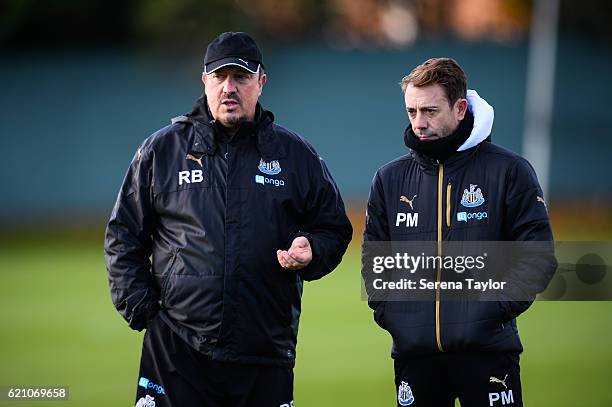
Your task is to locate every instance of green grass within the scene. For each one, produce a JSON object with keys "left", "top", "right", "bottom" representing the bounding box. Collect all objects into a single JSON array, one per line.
[{"left": 0, "top": 239, "right": 611, "bottom": 406}]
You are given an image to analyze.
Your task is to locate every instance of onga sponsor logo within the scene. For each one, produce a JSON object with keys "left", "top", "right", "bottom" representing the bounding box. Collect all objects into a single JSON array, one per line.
[
  {"left": 457, "top": 211, "right": 488, "bottom": 222},
  {"left": 255, "top": 174, "right": 285, "bottom": 187},
  {"left": 138, "top": 377, "right": 165, "bottom": 395}
]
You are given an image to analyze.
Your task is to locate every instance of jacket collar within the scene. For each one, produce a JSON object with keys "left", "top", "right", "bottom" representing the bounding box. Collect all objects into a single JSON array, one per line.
[
  {"left": 412, "top": 141, "right": 486, "bottom": 172},
  {"left": 457, "top": 90, "right": 494, "bottom": 151},
  {"left": 174, "top": 95, "right": 286, "bottom": 160}
]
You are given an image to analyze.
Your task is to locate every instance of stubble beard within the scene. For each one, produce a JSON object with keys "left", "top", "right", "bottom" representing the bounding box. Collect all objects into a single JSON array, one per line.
[{"left": 220, "top": 112, "right": 245, "bottom": 128}]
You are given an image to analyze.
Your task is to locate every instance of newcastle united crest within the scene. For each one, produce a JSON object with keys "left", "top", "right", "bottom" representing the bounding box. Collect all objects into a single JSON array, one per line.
[
  {"left": 461, "top": 184, "right": 485, "bottom": 208},
  {"left": 398, "top": 381, "right": 415, "bottom": 406},
  {"left": 257, "top": 158, "right": 281, "bottom": 175}
]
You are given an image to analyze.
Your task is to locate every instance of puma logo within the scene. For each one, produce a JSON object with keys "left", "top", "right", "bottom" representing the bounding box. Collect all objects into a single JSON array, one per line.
[
  {"left": 238, "top": 58, "right": 249, "bottom": 66},
  {"left": 489, "top": 374, "right": 508, "bottom": 389},
  {"left": 186, "top": 153, "right": 204, "bottom": 168},
  {"left": 537, "top": 196, "right": 547, "bottom": 208},
  {"left": 400, "top": 194, "right": 417, "bottom": 210}
]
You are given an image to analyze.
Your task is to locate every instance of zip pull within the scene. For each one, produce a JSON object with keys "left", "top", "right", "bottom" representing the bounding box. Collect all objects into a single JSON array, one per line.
[
  {"left": 446, "top": 179, "right": 452, "bottom": 228},
  {"left": 436, "top": 163, "right": 445, "bottom": 352}
]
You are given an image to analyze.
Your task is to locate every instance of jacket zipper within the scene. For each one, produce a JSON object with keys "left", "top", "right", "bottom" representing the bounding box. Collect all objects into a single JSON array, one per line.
[
  {"left": 161, "top": 249, "right": 180, "bottom": 306},
  {"left": 436, "top": 164, "right": 445, "bottom": 352},
  {"left": 446, "top": 180, "right": 452, "bottom": 228}
]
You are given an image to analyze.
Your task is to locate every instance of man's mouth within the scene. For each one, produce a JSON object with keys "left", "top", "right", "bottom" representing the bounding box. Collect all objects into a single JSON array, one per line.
[
  {"left": 222, "top": 99, "right": 240, "bottom": 108},
  {"left": 416, "top": 133, "right": 434, "bottom": 141}
]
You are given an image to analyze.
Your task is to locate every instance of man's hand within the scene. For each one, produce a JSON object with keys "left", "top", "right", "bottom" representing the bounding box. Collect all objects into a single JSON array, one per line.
[{"left": 277, "top": 236, "right": 312, "bottom": 270}]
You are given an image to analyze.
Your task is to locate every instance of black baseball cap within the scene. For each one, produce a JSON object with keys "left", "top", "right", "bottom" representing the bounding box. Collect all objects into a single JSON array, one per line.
[{"left": 204, "top": 32, "right": 264, "bottom": 74}]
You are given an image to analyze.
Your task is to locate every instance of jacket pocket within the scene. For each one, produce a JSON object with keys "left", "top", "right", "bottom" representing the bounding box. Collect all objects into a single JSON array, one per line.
[
  {"left": 382, "top": 301, "right": 435, "bottom": 354},
  {"left": 160, "top": 248, "right": 181, "bottom": 307},
  {"left": 498, "top": 300, "right": 531, "bottom": 321},
  {"left": 233, "top": 274, "right": 297, "bottom": 359},
  {"left": 463, "top": 301, "right": 507, "bottom": 348}
]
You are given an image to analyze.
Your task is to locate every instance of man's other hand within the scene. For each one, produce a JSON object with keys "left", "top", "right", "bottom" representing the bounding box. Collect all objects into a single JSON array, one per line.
[{"left": 277, "top": 236, "right": 312, "bottom": 270}]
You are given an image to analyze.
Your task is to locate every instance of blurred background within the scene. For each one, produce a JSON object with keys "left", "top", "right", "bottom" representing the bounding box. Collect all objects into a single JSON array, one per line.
[{"left": 0, "top": 0, "right": 611, "bottom": 405}]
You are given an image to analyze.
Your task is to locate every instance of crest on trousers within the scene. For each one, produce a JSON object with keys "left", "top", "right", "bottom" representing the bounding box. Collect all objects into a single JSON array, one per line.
[
  {"left": 135, "top": 395, "right": 156, "bottom": 407},
  {"left": 398, "top": 381, "right": 414, "bottom": 406},
  {"left": 258, "top": 159, "right": 281, "bottom": 175},
  {"left": 461, "top": 184, "right": 485, "bottom": 207}
]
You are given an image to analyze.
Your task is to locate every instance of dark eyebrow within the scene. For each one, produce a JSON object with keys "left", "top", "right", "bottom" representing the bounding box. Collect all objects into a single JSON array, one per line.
[{"left": 406, "top": 106, "right": 438, "bottom": 111}]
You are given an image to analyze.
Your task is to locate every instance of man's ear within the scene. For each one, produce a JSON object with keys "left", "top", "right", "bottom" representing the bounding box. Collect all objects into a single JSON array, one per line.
[
  {"left": 455, "top": 98, "right": 468, "bottom": 121},
  {"left": 258, "top": 73, "right": 267, "bottom": 95},
  {"left": 201, "top": 72, "right": 207, "bottom": 86}
]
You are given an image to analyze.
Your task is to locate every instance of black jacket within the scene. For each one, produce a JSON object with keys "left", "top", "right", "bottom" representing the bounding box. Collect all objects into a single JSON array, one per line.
[
  {"left": 362, "top": 92, "right": 556, "bottom": 358},
  {"left": 104, "top": 97, "right": 352, "bottom": 367}
]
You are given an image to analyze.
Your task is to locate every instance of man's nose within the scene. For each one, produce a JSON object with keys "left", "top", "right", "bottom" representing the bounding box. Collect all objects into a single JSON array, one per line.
[
  {"left": 413, "top": 112, "right": 427, "bottom": 129},
  {"left": 223, "top": 77, "right": 237, "bottom": 94}
]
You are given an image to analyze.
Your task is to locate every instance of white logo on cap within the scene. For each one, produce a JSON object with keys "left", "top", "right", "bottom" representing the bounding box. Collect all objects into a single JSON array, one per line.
[{"left": 238, "top": 58, "right": 249, "bottom": 67}]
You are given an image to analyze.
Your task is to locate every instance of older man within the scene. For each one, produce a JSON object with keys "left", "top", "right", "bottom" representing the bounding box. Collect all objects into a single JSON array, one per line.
[{"left": 105, "top": 32, "right": 352, "bottom": 407}]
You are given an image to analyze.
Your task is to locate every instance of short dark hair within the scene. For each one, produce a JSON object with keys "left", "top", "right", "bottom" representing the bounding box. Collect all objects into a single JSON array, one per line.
[{"left": 400, "top": 58, "right": 467, "bottom": 106}]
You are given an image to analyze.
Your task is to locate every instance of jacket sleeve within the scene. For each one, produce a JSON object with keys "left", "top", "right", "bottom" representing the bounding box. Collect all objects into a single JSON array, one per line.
[
  {"left": 104, "top": 144, "right": 160, "bottom": 331},
  {"left": 291, "top": 156, "right": 353, "bottom": 282},
  {"left": 499, "top": 157, "right": 557, "bottom": 320},
  {"left": 361, "top": 171, "right": 390, "bottom": 327}
]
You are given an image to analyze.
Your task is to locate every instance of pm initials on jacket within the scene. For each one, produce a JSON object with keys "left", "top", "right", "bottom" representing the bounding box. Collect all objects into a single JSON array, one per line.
[
  {"left": 396, "top": 194, "right": 419, "bottom": 227},
  {"left": 396, "top": 212, "right": 418, "bottom": 227}
]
